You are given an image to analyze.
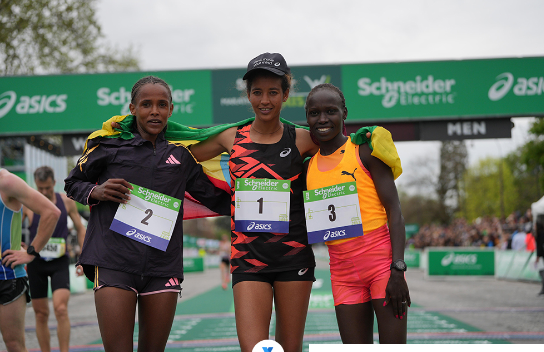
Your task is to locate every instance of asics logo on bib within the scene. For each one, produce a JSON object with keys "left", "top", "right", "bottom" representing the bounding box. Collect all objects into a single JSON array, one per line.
[
  {"left": 323, "top": 229, "right": 346, "bottom": 241},
  {"left": 126, "top": 229, "right": 151, "bottom": 243},
  {"left": 280, "top": 148, "right": 291, "bottom": 157},
  {"left": 298, "top": 268, "right": 309, "bottom": 276},
  {"left": 247, "top": 222, "right": 272, "bottom": 231}
]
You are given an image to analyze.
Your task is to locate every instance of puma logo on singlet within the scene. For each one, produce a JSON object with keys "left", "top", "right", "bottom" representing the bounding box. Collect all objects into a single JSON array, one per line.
[
  {"left": 280, "top": 148, "right": 291, "bottom": 157},
  {"left": 341, "top": 168, "right": 357, "bottom": 181}
]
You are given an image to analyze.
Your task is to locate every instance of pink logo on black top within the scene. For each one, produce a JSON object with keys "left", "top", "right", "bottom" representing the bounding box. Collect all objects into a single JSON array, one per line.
[{"left": 166, "top": 155, "right": 180, "bottom": 164}]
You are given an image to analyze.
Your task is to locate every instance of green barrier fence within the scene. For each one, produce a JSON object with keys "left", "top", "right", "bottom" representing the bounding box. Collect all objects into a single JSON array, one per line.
[
  {"left": 184, "top": 257, "right": 205, "bottom": 273},
  {"left": 427, "top": 248, "right": 495, "bottom": 276}
]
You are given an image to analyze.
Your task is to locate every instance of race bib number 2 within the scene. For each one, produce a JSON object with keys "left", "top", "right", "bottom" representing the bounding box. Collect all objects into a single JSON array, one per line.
[
  {"left": 234, "top": 178, "right": 291, "bottom": 233},
  {"left": 303, "top": 182, "right": 363, "bottom": 244},
  {"left": 110, "top": 183, "right": 181, "bottom": 251}
]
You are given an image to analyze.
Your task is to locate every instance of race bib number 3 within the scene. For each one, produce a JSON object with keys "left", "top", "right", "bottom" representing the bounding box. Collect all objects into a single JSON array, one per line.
[
  {"left": 234, "top": 178, "right": 291, "bottom": 233},
  {"left": 110, "top": 183, "right": 181, "bottom": 251},
  {"left": 303, "top": 182, "right": 363, "bottom": 244}
]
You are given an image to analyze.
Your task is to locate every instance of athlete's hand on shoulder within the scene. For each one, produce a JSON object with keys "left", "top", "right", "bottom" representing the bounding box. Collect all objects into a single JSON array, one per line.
[
  {"left": 111, "top": 122, "right": 121, "bottom": 130},
  {"left": 1, "top": 248, "right": 36, "bottom": 268},
  {"left": 90, "top": 178, "right": 133, "bottom": 203},
  {"left": 384, "top": 270, "right": 411, "bottom": 320}
]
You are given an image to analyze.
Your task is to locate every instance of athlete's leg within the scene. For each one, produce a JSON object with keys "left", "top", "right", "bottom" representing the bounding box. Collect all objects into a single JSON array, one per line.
[
  {"left": 52, "top": 288, "right": 71, "bottom": 352},
  {"left": 0, "top": 294, "right": 27, "bottom": 352},
  {"left": 273, "top": 281, "right": 312, "bottom": 352},
  {"left": 32, "top": 297, "right": 51, "bottom": 352},
  {"left": 372, "top": 298, "right": 407, "bottom": 344},
  {"left": 233, "top": 281, "right": 273, "bottom": 352},
  {"left": 136, "top": 292, "right": 178, "bottom": 352},
  {"left": 220, "top": 262, "right": 228, "bottom": 290},
  {"left": 334, "top": 302, "right": 374, "bottom": 344},
  {"left": 94, "top": 287, "right": 137, "bottom": 352}
]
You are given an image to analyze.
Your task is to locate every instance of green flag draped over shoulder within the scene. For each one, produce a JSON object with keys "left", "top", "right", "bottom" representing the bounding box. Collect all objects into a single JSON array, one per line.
[{"left": 85, "top": 115, "right": 402, "bottom": 179}]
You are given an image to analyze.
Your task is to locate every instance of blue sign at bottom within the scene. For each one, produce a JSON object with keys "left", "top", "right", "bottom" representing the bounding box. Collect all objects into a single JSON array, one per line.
[
  {"left": 307, "top": 224, "right": 363, "bottom": 244},
  {"left": 110, "top": 219, "right": 170, "bottom": 251},
  {"left": 234, "top": 219, "right": 289, "bottom": 233}
]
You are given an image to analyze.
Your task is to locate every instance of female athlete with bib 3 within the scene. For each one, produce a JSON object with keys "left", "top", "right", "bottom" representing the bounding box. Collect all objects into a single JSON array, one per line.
[{"left": 304, "top": 83, "right": 410, "bottom": 344}]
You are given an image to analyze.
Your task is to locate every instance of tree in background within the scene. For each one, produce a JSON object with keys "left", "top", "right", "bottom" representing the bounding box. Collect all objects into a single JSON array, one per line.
[
  {"left": 462, "top": 157, "right": 517, "bottom": 221},
  {"left": 506, "top": 148, "right": 542, "bottom": 213},
  {"left": 398, "top": 189, "right": 442, "bottom": 226},
  {"left": 0, "top": 0, "right": 139, "bottom": 75},
  {"left": 436, "top": 141, "right": 467, "bottom": 224},
  {"left": 521, "top": 117, "right": 544, "bottom": 196}
]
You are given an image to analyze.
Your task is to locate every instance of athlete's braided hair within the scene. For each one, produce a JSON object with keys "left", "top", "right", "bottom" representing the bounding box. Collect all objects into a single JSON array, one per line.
[
  {"left": 131, "top": 76, "right": 172, "bottom": 104},
  {"left": 304, "top": 83, "right": 346, "bottom": 112},
  {"left": 305, "top": 83, "right": 348, "bottom": 145}
]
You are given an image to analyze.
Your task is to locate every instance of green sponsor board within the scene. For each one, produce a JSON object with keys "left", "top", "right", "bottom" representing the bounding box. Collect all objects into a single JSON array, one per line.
[
  {"left": 404, "top": 249, "right": 421, "bottom": 268},
  {"left": 504, "top": 250, "right": 531, "bottom": 280},
  {"left": 304, "top": 182, "right": 357, "bottom": 202},
  {"left": 495, "top": 250, "right": 515, "bottom": 278},
  {"left": 130, "top": 183, "right": 182, "bottom": 211},
  {"left": 183, "top": 257, "right": 204, "bottom": 272},
  {"left": 342, "top": 57, "right": 544, "bottom": 122},
  {"left": 0, "top": 70, "right": 213, "bottom": 135},
  {"left": 519, "top": 252, "right": 541, "bottom": 281},
  {"left": 427, "top": 248, "right": 495, "bottom": 276},
  {"left": 211, "top": 65, "right": 342, "bottom": 125},
  {"left": 405, "top": 223, "right": 420, "bottom": 237},
  {"left": 235, "top": 178, "right": 290, "bottom": 192},
  {"left": 2, "top": 57, "right": 542, "bottom": 136}
]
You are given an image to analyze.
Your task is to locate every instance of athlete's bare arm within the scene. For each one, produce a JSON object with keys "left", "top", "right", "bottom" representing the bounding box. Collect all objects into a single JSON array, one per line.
[
  {"left": 0, "top": 169, "right": 60, "bottom": 268},
  {"left": 295, "top": 128, "right": 319, "bottom": 158},
  {"left": 189, "top": 127, "right": 237, "bottom": 162}
]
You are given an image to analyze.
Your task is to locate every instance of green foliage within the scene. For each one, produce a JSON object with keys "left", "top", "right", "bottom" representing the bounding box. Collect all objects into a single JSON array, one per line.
[
  {"left": 505, "top": 147, "right": 541, "bottom": 212},
  {"left": 0, "top": 0, "right": 139, "bottom": 75},
  {"left": 399, "top": 189, "right": 442, "bottom": 226},
  {"left": 521, "top": 117, "right": 544, "bottom": 192},
  {"left": 462, "top": 157, "right": 517, "bottom": 221},
  {"left": 436, "top": 140, "right": 467, "bottom": 224}
]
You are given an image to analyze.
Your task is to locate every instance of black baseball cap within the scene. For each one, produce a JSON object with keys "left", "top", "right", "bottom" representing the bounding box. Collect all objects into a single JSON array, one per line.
[{"left": 243, "top": 52, "right": 290, "bottom": 80}]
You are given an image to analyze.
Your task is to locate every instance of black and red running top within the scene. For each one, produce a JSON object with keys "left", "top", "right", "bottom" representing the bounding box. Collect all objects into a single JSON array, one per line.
[{"left": 229, "top": 122, "right": 315, "bottom": 274}]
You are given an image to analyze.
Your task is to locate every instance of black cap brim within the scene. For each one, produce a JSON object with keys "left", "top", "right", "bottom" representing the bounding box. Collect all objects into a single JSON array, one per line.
[{"left": 243, "top": 67, "right": 286, "bottom": 80}]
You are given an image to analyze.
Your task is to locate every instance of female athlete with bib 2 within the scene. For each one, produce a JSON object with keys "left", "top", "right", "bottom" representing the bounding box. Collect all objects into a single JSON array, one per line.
[
  {"left": 304, "top": 84, "right": 410, "bottom": 344},
  {"left": 64, "top": 76, "right": 230, "bottom": 352}
]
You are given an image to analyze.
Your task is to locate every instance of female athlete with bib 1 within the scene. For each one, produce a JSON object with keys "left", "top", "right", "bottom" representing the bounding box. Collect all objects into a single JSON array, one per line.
[
  {"left": 189, "top": 53, "right": 318, "bottom": 352},
  {"left": 304, "top": 84, "right": 410, "bottom": 344}
]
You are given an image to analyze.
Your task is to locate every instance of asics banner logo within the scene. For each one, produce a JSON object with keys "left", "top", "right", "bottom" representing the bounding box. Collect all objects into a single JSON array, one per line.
[
  {"left": 0, "top": 91, "right": 16, "bottom": 119},
  {"left": 488, "top": 72, "right": 544, "bottom": 101}
]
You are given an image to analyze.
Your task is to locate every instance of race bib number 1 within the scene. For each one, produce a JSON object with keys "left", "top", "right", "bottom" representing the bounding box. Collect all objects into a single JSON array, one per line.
[
  {"left": 110, "top": 183, "right": 181, "bottom": 251},
  {"left": 303, "top": 182, "right": 363, "bottom": 244},
  {"left": 234, "top": 178, "right": 291, "bottom": 233}
]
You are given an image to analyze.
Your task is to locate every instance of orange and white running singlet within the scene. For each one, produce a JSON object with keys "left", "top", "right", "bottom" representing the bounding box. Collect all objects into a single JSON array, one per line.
[{"left": 307, "top": 137, "right": 392, "bottom": 305}]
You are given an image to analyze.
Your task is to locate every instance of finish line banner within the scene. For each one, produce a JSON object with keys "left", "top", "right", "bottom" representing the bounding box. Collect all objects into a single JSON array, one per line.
[{"left": 1, "top": 57, "right": 543, "bottom": 136}]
